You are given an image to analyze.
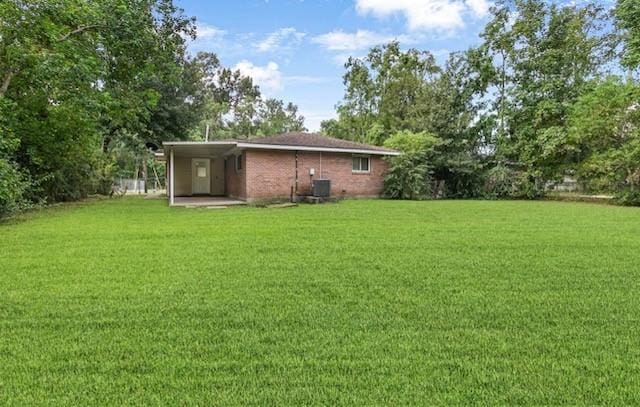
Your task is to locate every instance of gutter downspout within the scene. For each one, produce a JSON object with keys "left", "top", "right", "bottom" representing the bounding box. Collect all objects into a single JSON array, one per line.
[{"left": 294, "top": 150, "right": 299, "bottom": 197}]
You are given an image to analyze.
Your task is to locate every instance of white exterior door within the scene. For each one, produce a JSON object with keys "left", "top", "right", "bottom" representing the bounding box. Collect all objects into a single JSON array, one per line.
[{"left": 191, "top": 158, "right": 211, "bottom": 195}]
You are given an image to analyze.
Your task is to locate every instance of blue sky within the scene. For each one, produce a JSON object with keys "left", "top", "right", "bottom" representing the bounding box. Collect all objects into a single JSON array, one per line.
[{"left": 176, "top": 0, "right": 606, "bottom": 131}]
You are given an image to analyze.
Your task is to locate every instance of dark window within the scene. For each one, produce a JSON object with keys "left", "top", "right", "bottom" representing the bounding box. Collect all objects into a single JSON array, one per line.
[
  {"left": 352, "top": 156, "right": 370, "bottom": 173},
  {"left": 236, "top": 154, "right": 242, "bottom": 172}
]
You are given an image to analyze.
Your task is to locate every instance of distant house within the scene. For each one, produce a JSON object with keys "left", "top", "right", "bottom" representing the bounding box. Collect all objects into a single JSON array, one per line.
[{"left": 157, "top": 132, "right": 399, "bottom": 205}]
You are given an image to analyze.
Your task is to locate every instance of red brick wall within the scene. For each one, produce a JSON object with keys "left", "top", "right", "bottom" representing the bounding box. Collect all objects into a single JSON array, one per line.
[
  {"left": 244, "top": 149, "right": 388, "bottom": 201},
  {"left": 245, "top": 150, "right": 296, "bottom": 200},
  {"left": 313, "top": 153, "right": 388, "bottom": 198},
  {"left": 225, "top": 153, "right": 246, "bottom": 199}
]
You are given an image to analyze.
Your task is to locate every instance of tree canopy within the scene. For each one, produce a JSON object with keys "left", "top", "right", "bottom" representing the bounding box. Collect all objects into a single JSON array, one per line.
[
  {"left": 0, "top": 0, "right": 305, "bottom": 216},
  {"left": 324, "top": 0, "right": 639, "bottom": 202}
]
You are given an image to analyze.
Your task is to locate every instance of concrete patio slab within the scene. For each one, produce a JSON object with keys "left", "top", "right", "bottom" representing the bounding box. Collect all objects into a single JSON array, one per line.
[{"left": 172, "top": 197, "right": 246, "bottom": 207}]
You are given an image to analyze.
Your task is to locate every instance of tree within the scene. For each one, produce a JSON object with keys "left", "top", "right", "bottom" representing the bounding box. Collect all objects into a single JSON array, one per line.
[
  {"left": 187, "top": 52, "right": 306, "bottom": 140},
  {"left": 567, "top": 77, "right": 640, "bottom": 196},
  {"left": 0, "top": 0, "right": 202, "bottom": 209},
  {"left": 0, "top": 0, "right": 107, "bottom": 201},
  {"left": 480, "top": 0, "right": 613, "bottom": 183},
  {"left": 616, "top": 0, "right": 640, "bottom": 71},
  {"left": 426, "top": 50, "right": 493, "bottom": 197},
  {"left": 256, "top": 99, "right": 306, "bottom": 136},
  {"left": 321, "top": 41, "right": 440, "bottom": 144}
]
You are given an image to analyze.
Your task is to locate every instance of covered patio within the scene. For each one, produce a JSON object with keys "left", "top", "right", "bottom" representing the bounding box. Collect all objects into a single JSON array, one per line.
[{"left": 160, "top": 141, "right": 242, "bottom": 206}]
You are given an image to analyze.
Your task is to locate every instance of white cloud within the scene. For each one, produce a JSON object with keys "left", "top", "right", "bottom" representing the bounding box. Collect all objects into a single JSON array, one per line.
[
  {"left": 312, "top": 29, "right": 416, "bottom": 52},
  {"left": 188, "top": 23, "right": 228, "bottom": 53},
  {"left": 233, "top": 60, "right": 282, "bottom": 93},
  {"left": 196, "top": 23, "right": 226, "bottom": 40},
  {"left": 301, "top": 110, "right": 337, "bottom": 132},
  {"left": 355, "top": 0, "right": 491, "bottom": 31},
  {"left": 257, "top": 27, "right": 306, "bottom": 53},
  {"left": 465, "top": 0, "right": 490, "bottom": 17}
]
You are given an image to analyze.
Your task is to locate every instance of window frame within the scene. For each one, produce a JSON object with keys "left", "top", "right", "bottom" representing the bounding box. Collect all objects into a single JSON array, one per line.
[
  {"left": 235, "top": 154, "right": 243, "bottom": 173},
  {"left": 352, "top": 155, "right": 371, "bottom": 174}
]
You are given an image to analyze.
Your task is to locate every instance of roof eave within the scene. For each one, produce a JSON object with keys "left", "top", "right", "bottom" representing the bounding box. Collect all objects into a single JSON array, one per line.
[
  {"left": 159, "top": 140, "right": 400, "bottom": 156},
  {"left": 162, "top": 141, "right": 238, "bottom": 147},
  {"left": 236, "top": 142, "right": 400, "bottom": 156}
]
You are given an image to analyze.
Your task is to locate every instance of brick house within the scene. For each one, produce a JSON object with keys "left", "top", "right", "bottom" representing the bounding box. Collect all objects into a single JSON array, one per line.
[{"left": 159, "top": 132, "right": 399, "bottom": 206}]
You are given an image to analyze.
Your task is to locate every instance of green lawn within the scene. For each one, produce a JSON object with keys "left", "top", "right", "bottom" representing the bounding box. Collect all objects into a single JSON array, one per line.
[{"left": 1, "top": 198, "right": 640, "bottom": 405}]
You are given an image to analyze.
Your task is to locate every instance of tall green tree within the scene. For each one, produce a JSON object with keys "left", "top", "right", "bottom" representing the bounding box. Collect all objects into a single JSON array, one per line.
[
  {"left": 480, "top": 0, "right": 613, "bottom": 182},
  {"left": 567, "top": 77, "right": 640, "bottom": 196},
  {"left": 1, "top": 0, "right": 106, "bottom": 201},
  {"left": 0, "top": 0, "right": 201, "bottom": 209},
  {"left": 616, "top": 0, "right": 640, "bottom": 71},
  {"left": 188, "top": 52, "right": 305, "bottom": 140},
  {"left": 428, "top": 50, "right": 493, "bottom": 197},
  {"left": 321, "top": 41, "right": 440, "bottom": 144},
  {"left": 256, "top": 99, "right": 306, "bottom": 136}
]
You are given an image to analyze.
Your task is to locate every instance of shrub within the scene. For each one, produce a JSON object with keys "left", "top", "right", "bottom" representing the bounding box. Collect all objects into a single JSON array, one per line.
[
  {"left": 93, "top": 155, "right": 117, "bottom": 196},
  {"left": 0, "top": 99, "right": 33, "bottom": 217},
  {"left": 615, "top": 188, "right": 640, "bottom": 206},
  {"left": 439, "top": 155, "right": 485, "bottom": 199},
  {"left": 384, "top": 153, "right": 431, "bottom": 199},
  {"left": 483, "top": 165, "right": 520, "bottom": 198},
  {"left": 383, "top": 130, "right": 440, "bottom": 200},
  {"left": 483, "top": 165, "right": 545, "bottom": 199},
  {"left": 0, "top": 159, "right": 33, "bottom": 218}
]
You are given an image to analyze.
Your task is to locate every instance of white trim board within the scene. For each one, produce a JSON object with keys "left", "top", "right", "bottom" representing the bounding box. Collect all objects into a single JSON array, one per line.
[{"left": 161, "top": 141, "right": 400, "bottom": 156}]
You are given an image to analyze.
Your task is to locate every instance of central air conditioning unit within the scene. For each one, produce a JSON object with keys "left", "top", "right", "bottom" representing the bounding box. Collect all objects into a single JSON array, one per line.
[{"left": 312, "top": 179, "right": 331, "bottom": 198}]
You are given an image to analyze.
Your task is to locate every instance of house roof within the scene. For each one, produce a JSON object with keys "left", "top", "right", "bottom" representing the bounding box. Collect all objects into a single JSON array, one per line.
[
  {"left": 243, "top": 132, "right": 396, "bottom": 153},
  {"left": 162, "top": 132, "right": 400, "bottom": 156}
]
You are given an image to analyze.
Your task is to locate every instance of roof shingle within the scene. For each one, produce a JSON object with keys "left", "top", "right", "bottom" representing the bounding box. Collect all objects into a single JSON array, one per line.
[{"left": 243, "top": 132, "right": 396, "bottom": 153}]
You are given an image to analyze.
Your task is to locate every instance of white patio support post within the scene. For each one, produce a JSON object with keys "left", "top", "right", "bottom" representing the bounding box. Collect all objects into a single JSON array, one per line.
[{"left": 169, "top": 148, "right": 175, "bottom": 206}]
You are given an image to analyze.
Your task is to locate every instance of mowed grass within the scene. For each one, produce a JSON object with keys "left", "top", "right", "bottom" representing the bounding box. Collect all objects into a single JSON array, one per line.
[{"left": 1, "top": 198, "right": 640, "bottom": 405}]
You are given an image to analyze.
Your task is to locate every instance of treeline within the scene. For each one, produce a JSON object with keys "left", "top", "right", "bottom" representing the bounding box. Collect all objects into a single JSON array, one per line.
[
  {"left": 323, "top": 0, "right": 640, "bottom": 204},
  {"left": 0, "top": 0, "right": 304, "bottom": 217}
]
